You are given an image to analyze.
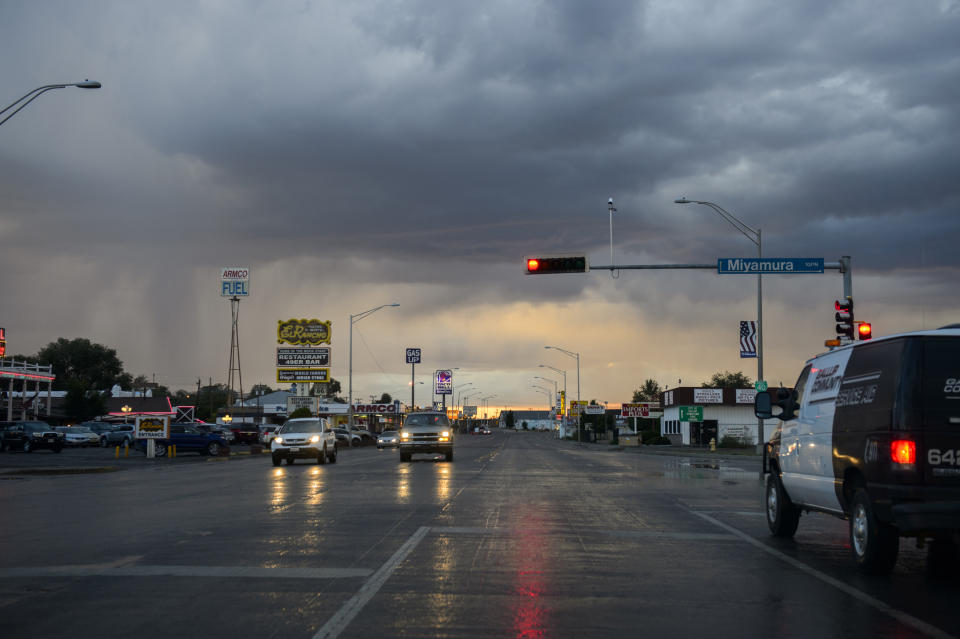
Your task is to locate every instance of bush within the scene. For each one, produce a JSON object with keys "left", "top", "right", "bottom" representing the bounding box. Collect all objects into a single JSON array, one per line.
[
  {"left": 288, "top": 407, "right": 313, "bottom": 419},
  {"left": 719, "top": 434, "right": 754, "bottom": 449}
]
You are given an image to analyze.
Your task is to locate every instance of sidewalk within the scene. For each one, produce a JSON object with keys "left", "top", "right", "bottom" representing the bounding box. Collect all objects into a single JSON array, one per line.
[{"left": 559, "top": 436, "right": 762, "bottom": 462}]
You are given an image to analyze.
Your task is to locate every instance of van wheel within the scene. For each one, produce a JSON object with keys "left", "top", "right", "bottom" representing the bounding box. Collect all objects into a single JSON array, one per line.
[
  {"left": 328, "top": 445, "right": 337, "bottom": 464},
  {"left": 317, "top": 446, "right": 326, "bottom": 464},
  {"left": 765, "top": 473, "right": 800, "bottom": 537},
  {"left": 271, "top": 454, "right": 282, "bottom": 467},
  {"left": 850, "top": 488, "right": 899, "bottom": 574}
]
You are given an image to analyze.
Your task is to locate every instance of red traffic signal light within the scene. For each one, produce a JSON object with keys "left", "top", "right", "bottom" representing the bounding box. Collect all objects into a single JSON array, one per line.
[
  {"left": 524, "top": 255, "right": 589, "bottom": 274},
  {"left": 858, "top": 322, "right": 873, "bottom": 340}
]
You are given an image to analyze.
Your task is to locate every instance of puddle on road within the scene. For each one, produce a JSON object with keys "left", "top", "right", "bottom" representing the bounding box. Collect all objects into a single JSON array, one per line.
[{"left": 661, "top": 457, "right": 756, "bottom": 481}]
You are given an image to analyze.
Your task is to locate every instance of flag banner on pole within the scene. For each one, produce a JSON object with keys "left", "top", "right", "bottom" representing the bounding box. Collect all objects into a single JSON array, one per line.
[{"left": 740, "top": 321, "right": 757, "bottom": 358}]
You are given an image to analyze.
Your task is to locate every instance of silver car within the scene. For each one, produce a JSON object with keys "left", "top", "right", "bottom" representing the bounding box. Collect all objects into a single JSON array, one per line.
[{"left": 377, "top": 430, "right": 400, "bottom": 449}]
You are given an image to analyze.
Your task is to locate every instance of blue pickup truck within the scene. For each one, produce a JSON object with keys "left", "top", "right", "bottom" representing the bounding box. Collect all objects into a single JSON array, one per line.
[{"left": 137, "top": 423, "right": 230, "bottom": 457}]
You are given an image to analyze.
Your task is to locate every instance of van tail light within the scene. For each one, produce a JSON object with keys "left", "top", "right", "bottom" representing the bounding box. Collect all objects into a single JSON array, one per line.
[{"left": 891, "top": 440, "right": 916, "bottom": 465}]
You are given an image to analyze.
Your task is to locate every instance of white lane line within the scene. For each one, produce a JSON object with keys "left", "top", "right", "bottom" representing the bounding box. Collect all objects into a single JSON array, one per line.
[
  {"left": 687, "top": 508, "right": 958, "bottom": 639},
  {"left": 312, "top": 526, "right": 430, "bottom": 639},
  {"left": 0, "top": 565, "right": 372, "bottom": 580}
]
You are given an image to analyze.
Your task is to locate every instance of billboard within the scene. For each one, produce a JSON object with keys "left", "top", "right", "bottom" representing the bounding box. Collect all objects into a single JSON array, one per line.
[
  {"left": 277, "top": 347, "right": 330, "bottom": 367},
  {"left": 277, "top": 319, "right": 332, "bottom": 346},
  {"left": 434, "top": 369, "right": 453, "bottom": 395},
  {"left": 220, "top": 267, "right": 250, "bottom": 297},
  {"left": 277, "top": 368, "right": 330, "bottom": 383}
]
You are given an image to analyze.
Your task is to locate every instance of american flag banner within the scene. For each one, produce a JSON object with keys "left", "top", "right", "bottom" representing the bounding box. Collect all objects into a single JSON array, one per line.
[{"left": 740, "top": 321, "right": 757, "bottom": 358}]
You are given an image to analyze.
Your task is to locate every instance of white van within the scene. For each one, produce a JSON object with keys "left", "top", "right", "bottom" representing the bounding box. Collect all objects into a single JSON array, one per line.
[{"left": 757, "top": 326, "right": 960, "bottom": 574}]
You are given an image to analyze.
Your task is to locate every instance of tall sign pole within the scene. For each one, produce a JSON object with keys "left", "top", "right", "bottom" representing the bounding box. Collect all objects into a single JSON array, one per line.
[
  {"left": 221, "top": 267, "right": 250, "bottom": 416},
  {"left": 406, "top": 348, "right": 421, "bottom": 410}
]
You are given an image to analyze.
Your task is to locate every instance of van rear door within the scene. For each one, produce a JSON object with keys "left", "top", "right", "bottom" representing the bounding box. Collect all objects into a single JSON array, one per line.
[{"left": 919, "top": 337, "right": 960, "bottom": 485}]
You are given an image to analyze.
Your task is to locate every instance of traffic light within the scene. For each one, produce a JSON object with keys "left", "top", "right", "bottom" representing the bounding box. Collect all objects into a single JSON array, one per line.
[
  {"left": 835, "top": 298, "right": 854, "bottom": 341},
  {"left": 858, "top": 322, "right": 873, "bottom": 340},
  {"left": 525, "top": 255, "right": 589, "bottom": 274}
]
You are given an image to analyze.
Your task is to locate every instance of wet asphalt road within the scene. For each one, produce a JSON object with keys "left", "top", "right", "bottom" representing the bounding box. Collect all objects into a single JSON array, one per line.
[{"left": 1, "top": 431, "right": 958, "bottom": 639}]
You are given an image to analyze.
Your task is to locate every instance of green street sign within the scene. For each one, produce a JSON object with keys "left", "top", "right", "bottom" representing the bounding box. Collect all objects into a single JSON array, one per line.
[
  {"left": 679, "top": 406, "right": 703, "bottom": 421},
  {"left": 755, "top": 380, "right": 768, "bottom": 392}
]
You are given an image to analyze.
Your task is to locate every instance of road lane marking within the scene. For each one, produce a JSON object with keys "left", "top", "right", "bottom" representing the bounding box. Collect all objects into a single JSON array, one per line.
[
  {"left": 687, "top": 508, "right": 958, "bottom": 639},
  {"left": 312, "top": 526, "right": 430, "bottom": 639},
  {"left": 0, "top": 565, "right": 372, "bottom": 580},
  {"left": 430, "top": 526, "right": 737, "bottom": 541}
]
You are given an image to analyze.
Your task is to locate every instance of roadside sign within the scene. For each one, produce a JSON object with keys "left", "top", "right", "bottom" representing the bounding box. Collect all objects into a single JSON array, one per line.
[
  {"left": 435, "top": 369, "right": 453, "bottom": 395},
  {"left": 718, "top": 258, "right": 824, "bottom": 274},
  {"left": 220, "top": 267, "right": 250, "bottom": 297},
  {"left": 584, "top": 404, "right": 605, "bottom": 415},
  {"left": 277, "top": 368, "right": 330, "bottom": 383},
  {"left": 679, "top": 406, "right": 704, "bottom": 421},
  {"left": 277, "top": 319, "right": 331, "bottom": 346},
  {"left": 406, "top": 348, "right": 421, "bottom": 364},
  {"left": 755, "top": 380, "right": 768, "bottom": 392},
  {"left": 621, "top": 402, "right": 661, "bottom": 418},
  {"left": 136, "top": 416, "right": 169, "bottom": 439},
  {"left": 277, "top": 347, "right": 330, "bottom": 367}
]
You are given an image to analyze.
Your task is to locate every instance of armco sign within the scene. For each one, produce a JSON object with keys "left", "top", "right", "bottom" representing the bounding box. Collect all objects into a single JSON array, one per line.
[
  {"left": 352, "top": 403, "right": 398, "bottom": 414},
  {"left": 220, "top": 266, "right": 250, "bottom": 297}
]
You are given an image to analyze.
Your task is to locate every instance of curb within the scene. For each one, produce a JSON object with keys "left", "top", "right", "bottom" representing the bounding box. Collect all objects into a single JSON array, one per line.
[{"left": 0, "top": 466, "right": 122, "bottom": 476}]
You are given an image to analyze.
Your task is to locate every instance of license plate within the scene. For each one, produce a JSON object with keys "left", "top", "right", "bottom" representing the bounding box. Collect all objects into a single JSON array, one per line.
[{"left": 288, "top": 447, "right": 299, "bottom": 452}]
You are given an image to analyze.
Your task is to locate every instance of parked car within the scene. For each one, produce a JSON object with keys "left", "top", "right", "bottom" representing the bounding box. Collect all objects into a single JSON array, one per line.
[
  {"left": 230, "top": 423, "right": 260, "bottom": 445},
  {"left": 77, "top": 421, "right": 119, "bottom": 445},
  {"left": 259, "top": 425, "right": 279, "bottom": 446},
  {"left": 0, "top": 421, "right": 64, "bottom": 453},
  {"left": 271, "top": 418, "right": 337, "bottom": 466},
  {"left": 55, "top": 426, "right": 101, "bottom": 447},
  {"left": 757, "top": 325, "right": 960, "bottom": 574},
  {"left": 194, "top": 422, "right": 235, "bottom": 443},
  {"left": 103, "top": 424, "right": 137, "bottom": 447},
  {"left": 350, "top": 426, "right": 376, "bottom": 445},
  {"left": 137, "top": 423, "right": 230, "bottom": 457},
  {"left": 377, "top": 430, "right": 400, "bottom": 449},
  {"left": 332, "top": 427, "right": 362, "bottom": 447}
]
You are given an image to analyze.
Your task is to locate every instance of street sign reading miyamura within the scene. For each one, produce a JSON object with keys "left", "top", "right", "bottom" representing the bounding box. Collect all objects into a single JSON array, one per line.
[{"left": 277, "top": 319, "right": 332, "bottom": 346}]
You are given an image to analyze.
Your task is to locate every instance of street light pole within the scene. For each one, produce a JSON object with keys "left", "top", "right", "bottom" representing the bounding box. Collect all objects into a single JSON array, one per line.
[
  {"left": 534, "top": 375, "right": 559, "bottom": 430},
  {"left": 1, "top": 80, "right": 101, "bottom": 127},
  {"left": 545, "top": 346, "right": 580, "bottom": 444},
  {"left": 539, "top": 364, "right": 567, "bottom": 437},
  {"left": 348, "top": 303, "right": 399, "bottom": 429},
  {"left": 675, "top": 198, "right": 764, "bottom": 455}
]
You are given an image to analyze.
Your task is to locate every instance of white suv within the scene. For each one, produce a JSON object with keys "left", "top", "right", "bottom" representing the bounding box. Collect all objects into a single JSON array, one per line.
[{"left": 271, "top": 418, "right": 337, "bottom": 466}]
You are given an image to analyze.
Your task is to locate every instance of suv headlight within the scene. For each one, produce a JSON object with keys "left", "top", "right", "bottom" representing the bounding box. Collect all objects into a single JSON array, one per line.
[
  {"left": 274, "top": 436, "right": 283, "bottom": 444},
  {"left": 310, "top": 435, "right": 320, "bottom": 443},
  {"left": 401, "top": 432, "right": 410, "bottom": 440}
]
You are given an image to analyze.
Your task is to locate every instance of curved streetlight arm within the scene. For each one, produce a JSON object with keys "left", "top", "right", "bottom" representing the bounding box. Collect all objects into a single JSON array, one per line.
[
  {"left": 674, "top": 198, "right": 758, "bottom": 246},
  {"left": 348, "top": 303, "right": 400, "bottom": 428},
  {"left": 1, "top": 81, "right": 102, "bottom": 127},
  {"left": 351, "top": 303, "right": 400, "bottom": 325}
]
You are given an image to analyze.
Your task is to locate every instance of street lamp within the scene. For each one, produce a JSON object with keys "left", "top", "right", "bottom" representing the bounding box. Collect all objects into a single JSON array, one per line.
[
  {"left": 456, "top": 382, "right": 475, "bottom": 415},
  {"left": 539, "top": 364, "right": 567, "bottom": 436},
  {"left": 1, "top": 80, "right": 102, "bottom": 127},
  {"left": 480, "top": 395, "right": 496, "bottom": 419},
  {"left": 545, "top": 345, "right": 581, "bottom": 444},
  {"left": 534, "top": 375, "right": 559, "bottom": 428},
  {"left": 349, "top": 303, "right": 399, "bottom": 428},
  {"left": 675, "top": 197, "right": 764, "bottom": 454}
]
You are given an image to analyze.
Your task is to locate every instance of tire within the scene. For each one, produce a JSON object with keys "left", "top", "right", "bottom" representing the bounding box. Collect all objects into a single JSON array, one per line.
[
  {"left": 850, "top": 488, "right": 899, "bottom": 575},
  {"left": 317, "top": 446, "right": 326, "bottom": 464},
  {"left": 272, "top": 454, "right": 282, "bottom": 467},
  {"left": 765, "top": 473, "right": 800, "bottom": 538},
  {"left": 154, "top": 442, "right": 168, "bottom": 457},
  {"left": 328, "top": 445, "right": 337, "bottom": 464},
  {"left": 207, "top": 442, "right": 221, "bottom": 457},
  {"left": 445, "top": 450, "right": 454, "bottom": 462},
  {"left": 350, "top": 438, "right": 359, "bottom": 447},
  {"left": 23, "top": 440, "right": 32, "bottom": 453}
]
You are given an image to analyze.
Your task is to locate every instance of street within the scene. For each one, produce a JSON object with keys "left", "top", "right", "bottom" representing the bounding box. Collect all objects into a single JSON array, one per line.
[{"left": 1, "top": 431, "right": 957, "bottom": 639}]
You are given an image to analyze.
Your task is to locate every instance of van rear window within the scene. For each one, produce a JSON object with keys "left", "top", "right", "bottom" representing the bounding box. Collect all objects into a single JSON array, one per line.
[{"left": 923, "top": 339, "right": 960, "bottom": 428}]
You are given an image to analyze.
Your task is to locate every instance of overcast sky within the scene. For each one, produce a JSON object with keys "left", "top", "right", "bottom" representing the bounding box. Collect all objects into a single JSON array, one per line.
[{"left": 1, "top": 0, "right": 958, "bottom": 412}]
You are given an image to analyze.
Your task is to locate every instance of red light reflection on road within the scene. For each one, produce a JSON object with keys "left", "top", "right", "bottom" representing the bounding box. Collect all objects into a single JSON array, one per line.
[{"left": 511, "top": 514, "right": 551, "bottom": 638}]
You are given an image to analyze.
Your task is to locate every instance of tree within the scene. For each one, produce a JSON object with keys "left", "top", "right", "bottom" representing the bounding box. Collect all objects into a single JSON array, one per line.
[
  {"left": 62, "top": 380, "right": 107, "bottom": 421},
  {"left": 250, "top": 383, "right": 274, "bottom": 397},
  {"left": 376, "top": 392, "right": 392, "bottom": 403},
  {"left": 504, "top": 410, "right": 516, "bottom": 429},
  {"left": 289, "top": 406, "right": 313, "bottom": 419},
  {"left": 632, "top": 379, "right": 663, "bottom": 403},
  {"left": 36, "top": 338, "right": 126, "bottom": 391},
  {"left": 703, "top": 370, "right": 753, "bottom": 389}
]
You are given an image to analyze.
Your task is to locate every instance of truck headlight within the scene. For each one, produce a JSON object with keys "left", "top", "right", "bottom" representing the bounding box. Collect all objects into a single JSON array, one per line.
[
  {"left": 441, "top": 431, "right": 450, "bottom": 438},
  {"left": 274, "top": 436, "right": 283, "bottom": 444},
  {"left": 401, "top": 432, "right": 410, "bottom": 440}
]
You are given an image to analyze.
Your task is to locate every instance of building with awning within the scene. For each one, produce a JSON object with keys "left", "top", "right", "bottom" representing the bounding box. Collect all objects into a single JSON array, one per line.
[{"left": 0, "top": 359, "right": 56, "bottom": 421}]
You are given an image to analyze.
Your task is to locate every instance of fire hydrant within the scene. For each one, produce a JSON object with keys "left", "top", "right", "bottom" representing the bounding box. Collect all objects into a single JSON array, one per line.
[{"left": 709, "top": 437, "right": 716, "bottom": 452}]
